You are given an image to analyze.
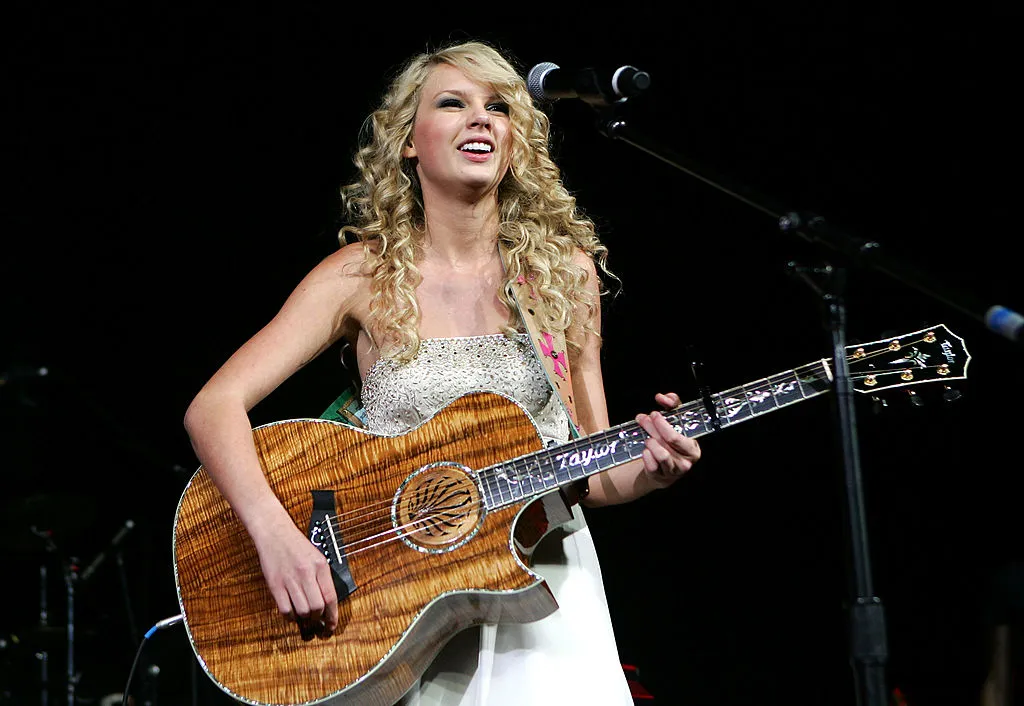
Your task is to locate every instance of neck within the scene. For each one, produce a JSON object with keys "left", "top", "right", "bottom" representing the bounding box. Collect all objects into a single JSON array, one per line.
[{"left": 420, "top": 193, "right": 501, "bottom": 268}]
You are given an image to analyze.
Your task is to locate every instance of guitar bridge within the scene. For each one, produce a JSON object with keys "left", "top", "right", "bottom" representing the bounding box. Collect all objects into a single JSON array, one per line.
[{"left": 308, "top": 489, "right": 357, "bottom": 600}]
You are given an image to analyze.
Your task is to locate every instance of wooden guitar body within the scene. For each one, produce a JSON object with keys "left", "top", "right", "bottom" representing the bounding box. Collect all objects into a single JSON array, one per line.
[{"left": 174, "top": 391, "right": 569, "bottom": 706}]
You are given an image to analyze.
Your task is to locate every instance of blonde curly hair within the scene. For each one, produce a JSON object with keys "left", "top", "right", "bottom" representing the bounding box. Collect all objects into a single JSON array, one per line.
[{"left": 340, "top": 40, "right": 614, "bottom": 362}]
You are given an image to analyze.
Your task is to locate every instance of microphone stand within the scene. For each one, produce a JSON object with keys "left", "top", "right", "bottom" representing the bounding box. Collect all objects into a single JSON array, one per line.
[
  {"left": 579, "top": 99, "right": 1018, "bottom": 706},
  {"left": 588, "top": 104, "right": 1023, "bottom": 348}
]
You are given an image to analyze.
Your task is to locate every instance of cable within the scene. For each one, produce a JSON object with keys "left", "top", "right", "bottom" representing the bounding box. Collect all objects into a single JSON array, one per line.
[{"left": 122, "top": 614, "right": 183, "bottom": 706}]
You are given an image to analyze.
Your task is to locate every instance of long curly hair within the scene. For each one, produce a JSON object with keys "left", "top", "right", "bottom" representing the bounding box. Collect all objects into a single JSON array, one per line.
[{"left": 339, "top": 40, "right": 614, "bottom": 362}]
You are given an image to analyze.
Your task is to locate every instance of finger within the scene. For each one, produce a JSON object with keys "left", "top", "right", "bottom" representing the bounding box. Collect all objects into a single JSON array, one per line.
[
  {"left": 651, "top": 414, "right": 699, "bottom": 457},
  {"left": 645, "top": 437, "right": 672, "bottom": 468},
  {"left": 269, "top": 585, "right": 294, "bottom": 620},
  {"left": 317, "top": 564, "right": 339, "bottom": 634},
  {"left": 636, "top": 412, "right": 655, "bottom": 437},
  {"left": 285, "top": 577, "right": 312, "bottom": 619},
  {"left": 641, "top": 447, "right": 659, "bottom": 473},
  {"left": 655, "top": 391, "right": 682, "bottom": 408}
]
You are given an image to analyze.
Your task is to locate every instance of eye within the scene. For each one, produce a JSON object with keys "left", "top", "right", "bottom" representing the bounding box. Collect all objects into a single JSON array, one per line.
[
  {"left": 487, "top": 101, "right": 510, "bottom": 114},
  {"left": 437, "top": 97, "right": 464, "bottom": 109}
]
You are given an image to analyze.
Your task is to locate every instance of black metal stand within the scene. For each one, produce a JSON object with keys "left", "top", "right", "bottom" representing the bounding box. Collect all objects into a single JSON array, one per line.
[
  {"left": 788, "top": 263, "right": 889, "bottom": 705},
  {"left": 38, "top": 563, "right": 49, "bottom": 706},
  {"left": 64, "top": 559, "right": 76, "bottom": 706},
  {"left": 30, "top": 527, "right": 77, "bottom": 706},
  {"left": 568, "top": 96, "right": 1020, "bottom": 705}
]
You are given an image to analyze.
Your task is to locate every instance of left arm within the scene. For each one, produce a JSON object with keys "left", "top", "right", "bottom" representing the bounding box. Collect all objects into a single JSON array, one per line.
[{"left": 566, "top": 251, "right": 701, "bottom": 507}]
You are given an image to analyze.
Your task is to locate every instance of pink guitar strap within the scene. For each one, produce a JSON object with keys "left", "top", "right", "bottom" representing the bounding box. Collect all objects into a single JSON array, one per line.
[{"left": 503, "top": 261, "right": 582, "bottom": 441}]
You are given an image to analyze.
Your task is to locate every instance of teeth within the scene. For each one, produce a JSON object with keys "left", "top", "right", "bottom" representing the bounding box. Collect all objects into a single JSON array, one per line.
[{"left": 460, "top": 142, "right": 493, "bottom": 153}]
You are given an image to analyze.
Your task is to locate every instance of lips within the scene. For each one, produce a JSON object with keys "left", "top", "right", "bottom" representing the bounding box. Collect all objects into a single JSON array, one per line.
[{"left": 457, "top": 137, "right": 494, "bottom": 154}]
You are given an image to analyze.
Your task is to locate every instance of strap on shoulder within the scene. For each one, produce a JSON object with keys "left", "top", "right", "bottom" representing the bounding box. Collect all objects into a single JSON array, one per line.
[{"left": 501, "top": 248, "right": 581, "bottom": 440}]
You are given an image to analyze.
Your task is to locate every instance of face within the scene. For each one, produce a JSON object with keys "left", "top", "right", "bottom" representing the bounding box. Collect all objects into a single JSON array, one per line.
[{"left": 402, "top": 63, "right": 513, "bottom": 201}]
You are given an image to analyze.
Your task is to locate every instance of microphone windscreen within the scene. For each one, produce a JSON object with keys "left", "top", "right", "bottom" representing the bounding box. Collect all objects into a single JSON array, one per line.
[{"left": 527, "top": 62, "right": 559, "bottom": 101}]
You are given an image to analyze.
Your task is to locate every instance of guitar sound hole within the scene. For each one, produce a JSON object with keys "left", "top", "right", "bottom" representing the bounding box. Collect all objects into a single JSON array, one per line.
[{"left": 394, "top": 464, "right": 483, "bottom": 552}]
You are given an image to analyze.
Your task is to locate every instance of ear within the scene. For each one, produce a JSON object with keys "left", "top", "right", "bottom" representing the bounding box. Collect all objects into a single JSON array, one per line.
[{"left": 402, "top": 135, "right": 416, "bottom": 159}]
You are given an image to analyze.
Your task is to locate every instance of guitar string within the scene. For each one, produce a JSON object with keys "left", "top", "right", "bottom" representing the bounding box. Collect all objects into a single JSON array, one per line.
[
  {"left": 314, "top": 336, "right": 951, "bottom": 555},
  {"left": 312, "top": 331, "right": 937, "bottom": 540},
  {"left": 317, "top": 343, "right": 949, "bottom": 555},
  {"left": 316, "top": 353, "right": 836, "bottom": 538}
]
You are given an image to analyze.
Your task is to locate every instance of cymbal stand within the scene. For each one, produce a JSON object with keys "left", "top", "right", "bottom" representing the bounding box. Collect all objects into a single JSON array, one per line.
[
  {"left": 31, "top": 526, "right": 77, "bottom": 706},
  {"left": 37, "top": 562, "right": 49, "bottom": 706},
  {"left": 64, "top": 558, "right": 76, "bottom": 706}
]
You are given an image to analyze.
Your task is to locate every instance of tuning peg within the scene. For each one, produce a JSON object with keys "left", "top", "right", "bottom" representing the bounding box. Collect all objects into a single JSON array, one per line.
[
  {"left": 942, "top": 385, "right": 963, "bottom": 403},
  {"left": 907, "top": 389, "right": 925, "bottom": 408},
  {"left": 871, "top": 395, "right": 889, "bottom": 415}
]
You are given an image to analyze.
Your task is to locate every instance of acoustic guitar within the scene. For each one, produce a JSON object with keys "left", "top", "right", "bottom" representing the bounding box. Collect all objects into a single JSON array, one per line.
[{"left": 173, "top": 324, "right": 969, "bottom": 706}]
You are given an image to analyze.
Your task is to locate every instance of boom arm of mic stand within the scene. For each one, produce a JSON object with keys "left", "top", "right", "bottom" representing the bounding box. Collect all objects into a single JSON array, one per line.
[{"left": 592, "top": 107, "right": 1024, "bottom": 348}]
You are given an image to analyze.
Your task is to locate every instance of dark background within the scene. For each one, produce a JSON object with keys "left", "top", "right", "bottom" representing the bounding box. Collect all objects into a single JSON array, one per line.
[{"left": 3, "top": 4, "right": 1022, "bottom": 705}]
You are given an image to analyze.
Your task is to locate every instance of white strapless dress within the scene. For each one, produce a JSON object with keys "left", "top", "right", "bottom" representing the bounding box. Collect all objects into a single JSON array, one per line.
[{"left": 359, "top": 334, "right": 634, "bottom": 706}]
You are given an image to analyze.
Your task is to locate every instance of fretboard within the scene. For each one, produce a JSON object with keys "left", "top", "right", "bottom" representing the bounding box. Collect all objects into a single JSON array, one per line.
[{"left": 478, "top": 358, "right": 834, "bottom": 509}]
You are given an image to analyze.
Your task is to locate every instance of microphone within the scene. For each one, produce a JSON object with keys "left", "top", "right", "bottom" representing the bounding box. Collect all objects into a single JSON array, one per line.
[
  {"left": 986, "top": 305, "right": 1024, "bottom": 346},
  {"left": 527, "top": 62, "right": 651, "bottom": 105}
]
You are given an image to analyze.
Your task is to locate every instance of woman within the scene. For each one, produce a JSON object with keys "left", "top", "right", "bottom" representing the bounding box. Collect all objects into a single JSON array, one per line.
[{"left": 183, "top": 39, "right": 701, "bottom": 705}]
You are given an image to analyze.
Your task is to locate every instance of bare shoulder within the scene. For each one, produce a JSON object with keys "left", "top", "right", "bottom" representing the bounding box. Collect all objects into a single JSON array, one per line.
[
  {"left": 318, "top": 240, "right": 375, "bottom": 278},
  {"left": 293, "top": 241, "right": 371, "bottom": 303},
  {"left": 570, "top": 247, "right": 599, "bottom": 286},
  {"left": 302, "top": 240, "right": 378, "bottom": 340}
]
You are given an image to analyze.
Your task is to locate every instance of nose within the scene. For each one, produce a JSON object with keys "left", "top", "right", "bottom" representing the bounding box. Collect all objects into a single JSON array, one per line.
[{"left": 468, "top": 109, "right": 491, "bottom": 129}]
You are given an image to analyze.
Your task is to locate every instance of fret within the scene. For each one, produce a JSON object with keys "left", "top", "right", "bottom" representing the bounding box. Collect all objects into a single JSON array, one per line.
[
  {"left": 613, "top": 426, "right": 645, "bottom": 461},
  {"left": 482, "top": 468, "right": 499, "bottom": 509},
  {"left": 742, "top": 379, "right": 779, "bottom": 415},
  {"left": 552, "top": 440, "right": 610, "bottom": 483},
  {"left": 508, "top": 455, "right": 552, "bottom": 505},
  {"left": 497, "top": 464, "right": 524, "bottom": 502},
  {"left": 493, "top": 468, "right": 513, "bottom": 505},
  {"left": 516, "top": 456, "right": 538, "bottom": 497},
  {"left": 713, "top": 388, "right": 753, "bottom": 424},
  {"left": 796, "top": 361, "right": 832, "bottom": 398},
  {"left": 766, "top": 369, "right": 804, "bottom": 407},
  {"left": 672, "top": 402, "right": 712, "bottom": 437},
  {"left": 536, "top": 454, "right": 557, "bottom": 489}
]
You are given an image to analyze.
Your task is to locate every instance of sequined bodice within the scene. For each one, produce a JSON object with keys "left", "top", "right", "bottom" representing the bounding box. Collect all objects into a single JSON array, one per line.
[{"left": 360, "top": 333, "right": 569, "bottom": 443}]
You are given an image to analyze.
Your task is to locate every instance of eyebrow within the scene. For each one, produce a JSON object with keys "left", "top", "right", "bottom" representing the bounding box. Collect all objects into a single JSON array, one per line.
[{"left": 431, "top": 88, "right": 503, "bottom": 101}]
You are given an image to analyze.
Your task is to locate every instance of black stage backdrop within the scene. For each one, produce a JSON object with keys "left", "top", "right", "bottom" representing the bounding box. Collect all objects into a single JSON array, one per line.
[{"left": 3, "top": 5, "right": 1021, "bottom": 706}]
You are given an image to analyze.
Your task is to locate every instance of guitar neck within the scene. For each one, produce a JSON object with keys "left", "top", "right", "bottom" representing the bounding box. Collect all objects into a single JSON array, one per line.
[{"left": 479, "top": 358, "right": 834, "bottom": 509}]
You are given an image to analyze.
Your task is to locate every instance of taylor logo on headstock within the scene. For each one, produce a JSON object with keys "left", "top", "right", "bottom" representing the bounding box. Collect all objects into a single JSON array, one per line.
[{"left": 849, "top": 325, "right": 969, "bottom": 393}]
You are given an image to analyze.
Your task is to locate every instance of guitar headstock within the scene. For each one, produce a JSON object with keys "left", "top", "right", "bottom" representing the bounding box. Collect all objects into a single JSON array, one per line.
[{"left": 847, "top": 324, "right": 970, "bottom": 394}]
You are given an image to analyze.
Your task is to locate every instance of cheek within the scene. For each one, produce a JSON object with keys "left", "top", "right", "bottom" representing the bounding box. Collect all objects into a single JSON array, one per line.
[{"left": 412, "top": 120, "right": 449, "bottom": 159}]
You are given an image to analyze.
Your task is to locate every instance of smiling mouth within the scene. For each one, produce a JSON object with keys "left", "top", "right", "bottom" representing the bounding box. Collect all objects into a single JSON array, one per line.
[{"left": 458, "top": 141, "right": 494, "bottom": 154}]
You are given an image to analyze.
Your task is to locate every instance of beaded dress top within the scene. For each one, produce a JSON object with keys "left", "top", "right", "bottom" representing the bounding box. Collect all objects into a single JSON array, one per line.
[{"left": 360, "top": 333, "right": 569, "bottom": 443}]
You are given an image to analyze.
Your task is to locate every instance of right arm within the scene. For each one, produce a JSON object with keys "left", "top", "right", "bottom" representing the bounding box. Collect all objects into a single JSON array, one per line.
[{"left": 182, "top": 242, "right": 369, "bottom": 635}]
